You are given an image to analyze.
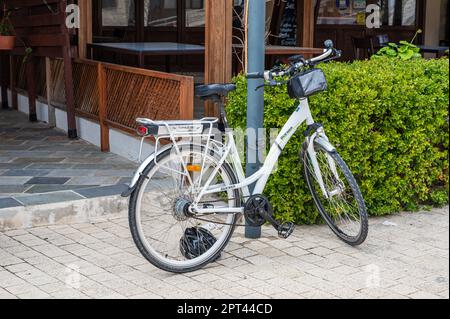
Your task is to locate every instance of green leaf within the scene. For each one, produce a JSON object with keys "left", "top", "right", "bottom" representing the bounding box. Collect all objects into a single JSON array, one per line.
[
  {"left": 398, "top": 45, "right": 409, "bottom": 53},
  {"left": 385, "top": 48, "right": 398, "bottom": 57},
  {"left": 399, "top": 50, "right": 415, "bottom": 60}
]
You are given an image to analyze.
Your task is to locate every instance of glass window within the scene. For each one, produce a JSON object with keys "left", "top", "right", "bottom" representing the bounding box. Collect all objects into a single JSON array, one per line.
[
  {"left": 185, "top": 0, "right": 205, "bottom": 27},
  {"left": 382, "top": 0, "right": 416, "bottom": 26},
  {"left": 317, "top": 0, "right": 367, "bottom": 25},
  {"left": 144, "top": 0, "right": 178, "bottom": 27},
  {"left": 316, "top": 0, "right": 417, "bottom": 26},
  {"left": 102, "top": 0, "right": 135, "bottom": 27}
]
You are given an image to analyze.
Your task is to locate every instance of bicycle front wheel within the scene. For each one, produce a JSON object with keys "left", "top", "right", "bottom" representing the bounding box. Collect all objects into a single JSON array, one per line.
[
  {"left": 129, "top": 144, "right": 241, "bottom": 273},
  {"left": 303, "top": 143, "right": 368, "bottom": 246}
]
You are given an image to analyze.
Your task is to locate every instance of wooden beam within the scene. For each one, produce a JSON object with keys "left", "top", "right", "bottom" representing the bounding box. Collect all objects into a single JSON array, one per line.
[
  {"left": 299, "top": 0, "right": 315, "bottom": 47},
  {"left": 1, "top": 53, "right": 9, "bottom": 109},
  {"left": 179, "top": 77, "right": 194, "bottom": 120},
  {"left": 60, "top": 0, "right": 78, "bottom": 138},
  {"left": 45, "top": 57, "right": 56, "bottom": 126},
  {"left": 78, "top": 0, "right": 93, "bottom": 59},
  {"left": 97, "top": 63, "right": 110, "bottom": 152},
  {"left": 9, "top": 55, "right": 18, "bottom": 110},
  {"left": 26, "top": 56, "right": 38, "bottom": 122},
  {"left": 204, "top": 0, "right": 233, "bottom": 117}
]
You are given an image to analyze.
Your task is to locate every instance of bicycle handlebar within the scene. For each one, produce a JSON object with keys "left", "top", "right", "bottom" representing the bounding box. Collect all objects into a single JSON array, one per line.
[{"left": 246, "top": 40, "right": 340, "bottom": 82}]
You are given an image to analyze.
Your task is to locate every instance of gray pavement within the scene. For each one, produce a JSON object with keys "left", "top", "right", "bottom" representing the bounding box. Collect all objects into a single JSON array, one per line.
[
  {"left": 0, "top": 207, "right": 448, "bottom": 299},
  {"left": 0, "top": 109, "right": 137, "bottom": 209}
]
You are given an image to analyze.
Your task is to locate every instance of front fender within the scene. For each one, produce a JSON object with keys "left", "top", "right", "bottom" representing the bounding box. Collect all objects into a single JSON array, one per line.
[{"left": 314, "top": 136, "right": 336, "bottom": 153}]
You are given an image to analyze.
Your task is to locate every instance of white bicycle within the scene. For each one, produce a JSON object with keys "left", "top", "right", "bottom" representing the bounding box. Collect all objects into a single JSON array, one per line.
[{"left": 122, "top": 41, "right": 368, "bottom": 273}]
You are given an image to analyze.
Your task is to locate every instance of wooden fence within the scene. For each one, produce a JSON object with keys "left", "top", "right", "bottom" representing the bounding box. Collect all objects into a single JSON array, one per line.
[{"left": 12, "top": 57, "right": 194, "bottom": 152}]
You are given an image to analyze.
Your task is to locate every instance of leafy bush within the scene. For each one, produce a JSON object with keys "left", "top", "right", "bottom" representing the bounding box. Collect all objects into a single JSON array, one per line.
[
  {"left": 373, "top": 41, "right": 422, "bottom": 60},
  {"left": 373, "top": 30, "right": 423, "bottom": 61},
  {"left": 227, "top": 57, "right": 449, "bottom": 224}
]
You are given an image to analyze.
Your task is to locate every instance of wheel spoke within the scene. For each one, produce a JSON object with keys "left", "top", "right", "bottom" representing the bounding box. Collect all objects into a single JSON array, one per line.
[
  {"left": 305, "top": 146, "right": 367, "bottom": 244},
  {"left": 131, "top": 146, "right": 239, "bottom": 271}
]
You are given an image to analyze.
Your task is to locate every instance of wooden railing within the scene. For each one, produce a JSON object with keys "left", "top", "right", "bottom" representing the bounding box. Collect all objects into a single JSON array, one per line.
[{"left": 12, "top": 57, "right": 194, "bottom": 152}]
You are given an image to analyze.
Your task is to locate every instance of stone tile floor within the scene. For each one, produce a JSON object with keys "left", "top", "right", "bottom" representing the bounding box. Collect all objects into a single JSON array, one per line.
[
  {"left": 0, "top": 207, "right": 448, "bottom": 299},
  {"left": 0, "top": 110, "right": 138, "bottom": 209}
]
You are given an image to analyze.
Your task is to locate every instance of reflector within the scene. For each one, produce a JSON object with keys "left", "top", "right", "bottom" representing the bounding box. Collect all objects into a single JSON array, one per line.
[{"left": 137, "top": 126, "right": 149, "bottom": 136}]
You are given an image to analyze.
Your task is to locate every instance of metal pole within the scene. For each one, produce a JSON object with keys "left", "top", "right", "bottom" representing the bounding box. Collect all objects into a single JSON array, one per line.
[{"left": 245, "top": 0, "right": 265, "bottom": 239}]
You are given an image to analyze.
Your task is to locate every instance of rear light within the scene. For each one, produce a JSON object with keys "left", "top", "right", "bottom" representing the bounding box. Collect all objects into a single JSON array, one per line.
[{"left": 137, "top": 125, "right": 150, "bottom": 137}]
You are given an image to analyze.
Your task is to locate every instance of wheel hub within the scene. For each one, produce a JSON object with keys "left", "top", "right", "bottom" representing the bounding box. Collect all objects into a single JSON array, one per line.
[{"left": 173, "top": 197, "right": 192, "bottom": 221}]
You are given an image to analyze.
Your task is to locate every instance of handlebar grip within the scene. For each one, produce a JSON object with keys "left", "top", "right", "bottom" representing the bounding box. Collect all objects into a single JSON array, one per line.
[
  {"left": 324, "top": 40, "right": 334, "bottom": 49},
  {"left": 246, "top": 72, "right": 264, "bottom": 79}
]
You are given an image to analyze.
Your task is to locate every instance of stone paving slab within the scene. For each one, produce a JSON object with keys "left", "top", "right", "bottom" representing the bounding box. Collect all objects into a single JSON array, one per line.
[
  {"left": 0, "top": 207, "right": 448, "bottom": 299},
  {"left": 0, "top": 110, "right": 138, "bottom": 208}
]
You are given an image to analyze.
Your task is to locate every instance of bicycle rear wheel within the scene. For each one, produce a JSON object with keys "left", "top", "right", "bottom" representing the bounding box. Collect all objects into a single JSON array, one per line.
[
  {"left": 303, "top": 143, "right": 368, "bottom": 246},
  {"left": 129, "top": 144, "right": 241, "bottom": 273}
]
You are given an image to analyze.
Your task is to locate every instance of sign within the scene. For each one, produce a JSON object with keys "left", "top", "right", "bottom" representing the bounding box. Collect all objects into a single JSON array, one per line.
[
  {"left": 353, "top": 0, "right": 367, "bottom": 9},
  {"left": 278, "top": 0, "right": 296, "bottom": 46},
  {"left": 336, "top": 0, "right": 350, "bottom": 9}
]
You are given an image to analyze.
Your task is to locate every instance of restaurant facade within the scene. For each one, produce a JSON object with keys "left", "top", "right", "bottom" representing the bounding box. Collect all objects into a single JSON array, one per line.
[{"left": 0, "top": 0, "right": 448, "bottom": 152}]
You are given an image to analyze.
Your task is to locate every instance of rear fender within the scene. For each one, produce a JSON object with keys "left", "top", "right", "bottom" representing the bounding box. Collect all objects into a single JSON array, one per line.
[{"left": 121, "top": 144, "right": 173, "bottom": 197}]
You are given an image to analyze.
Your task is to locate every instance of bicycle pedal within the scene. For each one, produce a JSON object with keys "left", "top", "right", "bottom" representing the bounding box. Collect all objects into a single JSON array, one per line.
[{"left": 278, "top": 222, "right": 295, "bottom": 239}]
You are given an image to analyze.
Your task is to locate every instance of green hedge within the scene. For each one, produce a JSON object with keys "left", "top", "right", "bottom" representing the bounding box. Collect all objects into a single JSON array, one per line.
[{"left": 227, "top": 57, "right": 449, "bottom": 224}]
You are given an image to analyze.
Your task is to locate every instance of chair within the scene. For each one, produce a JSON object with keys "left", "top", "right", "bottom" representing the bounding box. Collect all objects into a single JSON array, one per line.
[
  {"left": 352, "top": 37, "right": 375, "bottom": 60},
  {"left": 373, "top": 34, "right": 390, "bottom": 49}
]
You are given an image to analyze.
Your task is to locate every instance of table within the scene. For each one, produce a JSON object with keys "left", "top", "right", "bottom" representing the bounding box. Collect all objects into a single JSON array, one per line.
[
  {"left": 417, "top": 45, "right": 449, "bottom": 58},
  {"left": 232, "top": 44, "right": 324, "bottom": 57},
  {"left": 87, "top": 42, "right": 205, "bottom": 72},
  {"left": 232, "top": 45, "right": 324, "bottom": 73}
]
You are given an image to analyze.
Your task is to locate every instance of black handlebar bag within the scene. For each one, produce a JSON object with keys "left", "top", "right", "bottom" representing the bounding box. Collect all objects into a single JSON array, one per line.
[{"left": 287, "top": 68, "right": 328, "bottom": 99}]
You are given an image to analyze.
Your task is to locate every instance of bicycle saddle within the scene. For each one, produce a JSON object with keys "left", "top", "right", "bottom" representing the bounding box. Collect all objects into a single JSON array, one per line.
[{"left": 195, "top": 84, "right": 236, "bottom": 99}]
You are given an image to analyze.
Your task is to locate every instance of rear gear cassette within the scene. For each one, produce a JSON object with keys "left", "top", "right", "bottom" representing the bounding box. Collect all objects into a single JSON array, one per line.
[{"left": 244, "top": 195, "right": 273, "bottom": 227}]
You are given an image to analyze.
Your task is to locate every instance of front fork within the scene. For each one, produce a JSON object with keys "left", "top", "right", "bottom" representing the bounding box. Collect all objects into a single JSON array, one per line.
[{"left": 302, "top": 125, "right": 342, "bottom": 199}]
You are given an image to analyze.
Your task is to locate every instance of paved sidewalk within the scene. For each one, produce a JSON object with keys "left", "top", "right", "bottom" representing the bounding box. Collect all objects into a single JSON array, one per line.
[
  {"left": 0, "top": 110, "right": 137, "bottom": 209},
  {"left": 0, "top": 207, "right": 448, "bottom": 299}
]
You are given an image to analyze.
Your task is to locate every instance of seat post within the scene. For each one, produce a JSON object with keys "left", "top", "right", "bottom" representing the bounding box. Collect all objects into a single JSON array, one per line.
[
  {"left": 218, "top": 99, "right": 229, "bottom": 131},
  {"left": 204, "top": 94, "right": 228, "bottom": 132}
]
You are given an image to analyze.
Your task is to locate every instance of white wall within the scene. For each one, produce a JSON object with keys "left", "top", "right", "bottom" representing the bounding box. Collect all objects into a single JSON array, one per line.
[{"left": 0, "top": 89, "right": 155, "bottom": 162}]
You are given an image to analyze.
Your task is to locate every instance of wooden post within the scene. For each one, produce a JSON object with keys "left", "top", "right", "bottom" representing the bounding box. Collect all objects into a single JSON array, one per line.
[
  {"left": 45, "top": 57, "right": 56, "bottom": 126},
  {"left": 1, "top": 53, "right": 9, "bottom": 109},
  {"left": 204, "top": 0, "right": 233, "bottom": 117},
  {"left": 97, "top": 63, "right": 110, "bottom": 152},
  {"left": 179, "top": 77, "right": 194, "bottom": 120},
  {"left": 78, "top": 0, "right": 93, "bottom": 59},
  {"left": 26, "top": 56, "right": 38, "bottom": 122},
  {"left": 60, "top": 0, "right": 78, "bottom": 138},
  {"left": 9, "top": 55, "right": 18, "bottom": 110},
  {"left": 299, "top": 0, "right": 315, "bottom": 48}
]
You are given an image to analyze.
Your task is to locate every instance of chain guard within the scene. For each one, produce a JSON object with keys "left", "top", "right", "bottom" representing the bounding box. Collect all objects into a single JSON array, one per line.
[{"left": 244, "top": 195, "right": 273, "bottom": 227}]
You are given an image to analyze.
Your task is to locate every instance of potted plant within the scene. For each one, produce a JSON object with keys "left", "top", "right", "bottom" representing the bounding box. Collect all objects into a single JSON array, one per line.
[{"left": 0, "top": 10, "right": 15, "bottom": 50}]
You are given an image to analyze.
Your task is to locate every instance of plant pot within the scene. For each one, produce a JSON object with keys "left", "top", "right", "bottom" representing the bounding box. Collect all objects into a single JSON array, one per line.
[{"left": 0, "top": 35, "right": 15, "bottom": 50}]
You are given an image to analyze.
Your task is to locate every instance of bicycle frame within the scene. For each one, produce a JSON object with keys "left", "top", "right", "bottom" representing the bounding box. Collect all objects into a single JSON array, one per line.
[
  {"left": 190, "top": 98, "right": 338, "bottom": 215},
  {"left": 124, "top": 98, "right": 341, "bottom": 215}
]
